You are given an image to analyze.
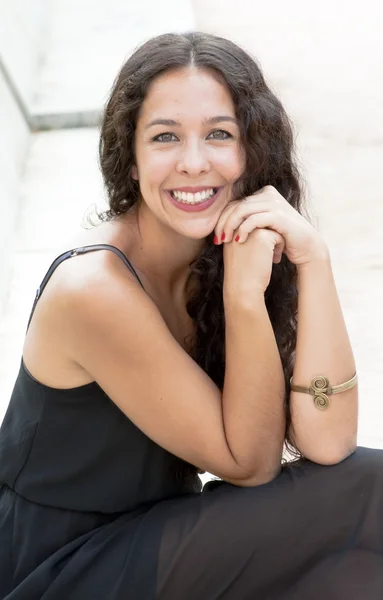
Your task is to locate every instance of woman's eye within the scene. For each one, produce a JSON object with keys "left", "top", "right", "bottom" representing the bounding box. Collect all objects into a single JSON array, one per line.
[
  {"left": 153, "top": 132, "right": 177, "bottom": 143},
  {"left": 208, "top": 129, "right": 232, "bottom": 140}
]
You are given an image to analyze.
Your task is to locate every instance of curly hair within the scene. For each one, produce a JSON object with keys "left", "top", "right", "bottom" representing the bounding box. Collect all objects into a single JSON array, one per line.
[{"left": 97, "top": 31, "right": 314, "bottom": 474}]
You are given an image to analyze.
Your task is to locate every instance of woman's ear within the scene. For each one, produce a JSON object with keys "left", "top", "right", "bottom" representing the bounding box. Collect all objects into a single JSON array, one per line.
[{"left": 131, "top": 165, "right": 138, "bottom": 180}]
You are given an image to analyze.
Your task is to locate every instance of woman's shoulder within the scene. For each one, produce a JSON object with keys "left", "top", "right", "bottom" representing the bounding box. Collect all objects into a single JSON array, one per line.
[
  {"left": 21, "top": 221, "right": 142, "bottom": 390},
  {"left": 62, "top": 218, "right": 123, "bottom": 255},
  {"left": 52, "top": 219, "right": 136, "bottom": 286}
]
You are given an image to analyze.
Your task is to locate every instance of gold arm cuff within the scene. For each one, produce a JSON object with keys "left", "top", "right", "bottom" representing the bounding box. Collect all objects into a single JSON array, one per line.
[{"left": 289, "top": 373, "right": 358, "bottom": 410}]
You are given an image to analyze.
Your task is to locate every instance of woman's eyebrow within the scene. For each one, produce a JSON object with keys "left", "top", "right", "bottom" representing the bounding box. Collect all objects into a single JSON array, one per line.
[{"left": 145, "top": 116, "right": 238, "bottom": 129}]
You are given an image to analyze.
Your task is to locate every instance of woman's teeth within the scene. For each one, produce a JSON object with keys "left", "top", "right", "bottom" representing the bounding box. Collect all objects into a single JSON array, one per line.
[{"left": 170, "top": 188, "right": 217, "bottom": 205}]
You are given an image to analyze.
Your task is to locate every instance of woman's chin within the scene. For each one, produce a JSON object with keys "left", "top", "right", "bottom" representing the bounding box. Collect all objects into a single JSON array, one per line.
[{"left": 176, "top": 219, "right": 219, "bottom": 242}]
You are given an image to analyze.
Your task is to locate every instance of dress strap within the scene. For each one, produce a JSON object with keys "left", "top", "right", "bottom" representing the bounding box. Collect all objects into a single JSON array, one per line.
[{"left": 26, "top": 244, "right": 145, "bottom": 332}]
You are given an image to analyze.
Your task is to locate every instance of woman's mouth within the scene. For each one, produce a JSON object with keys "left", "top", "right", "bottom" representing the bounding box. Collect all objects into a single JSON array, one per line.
[{"left": 165, "top": 187, "right": 222, "bottom": 212}]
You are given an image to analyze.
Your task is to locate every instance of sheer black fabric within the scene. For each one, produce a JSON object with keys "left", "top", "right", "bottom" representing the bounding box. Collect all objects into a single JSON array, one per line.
[{"left": 0, "top": 245, "right": 382, "bottom": 599}]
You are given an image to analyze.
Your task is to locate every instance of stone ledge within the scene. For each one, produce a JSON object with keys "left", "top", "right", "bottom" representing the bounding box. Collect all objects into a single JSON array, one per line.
[{"left": 30, "top": 110, "right": 102, "bottom": 131}]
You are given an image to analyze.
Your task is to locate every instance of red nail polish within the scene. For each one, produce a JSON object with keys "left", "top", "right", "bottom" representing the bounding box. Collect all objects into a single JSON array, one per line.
[
  {"left": 235, "top": 235, "right": 240, "bottom": 242},
  {"left": 221, "top": 232, "right": 225, "bottom": 241},
  {"left": 213, "top": 235, "right": 218, "bottom": 244}
]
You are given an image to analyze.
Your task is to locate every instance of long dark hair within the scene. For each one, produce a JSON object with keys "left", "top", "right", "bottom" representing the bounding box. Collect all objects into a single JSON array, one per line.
[{"left": 97, "top": 31, "right": 313, "bottom": 470}]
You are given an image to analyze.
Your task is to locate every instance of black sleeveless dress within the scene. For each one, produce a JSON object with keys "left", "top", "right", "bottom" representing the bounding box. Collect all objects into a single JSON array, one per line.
[{"left": 1, "top": 244, "right": 383, "bottom": 600}]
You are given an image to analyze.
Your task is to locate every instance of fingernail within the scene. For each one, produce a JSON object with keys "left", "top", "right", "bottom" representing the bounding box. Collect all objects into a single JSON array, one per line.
[
  {"left": 221, "top": 232, "right": 225, "bottom": 241},
  {"left": 213, "top": 235, "right": 218, "bottom": 244},
  {"left": 234, "top": 235, "right": 240, "bottom": 242}
]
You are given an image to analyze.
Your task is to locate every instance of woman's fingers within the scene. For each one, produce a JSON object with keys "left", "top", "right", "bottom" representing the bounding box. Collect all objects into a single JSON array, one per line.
[
  {"left": 215, "top": 201, "right": 242, "bottom": 241},
  {"left": 229, "top": 213, "right": 286, "bottom": 261},
  {"left": 233, "top": 211, "right": 286, "bottom": 243},
  {"left": 272, "top": 238, "right": 285, "bottom": 263},
  {"left": 214, "top": 185, "right": 326, "bottom": 265},
  {"left": 230, "top": 213, "right": 258, "bottom": 243},
  {"left": 215, "top": 201, "right": 272, "bottom": 243},
  {"left": 217, "top": 208, "right": 286, "bottom": 261}
]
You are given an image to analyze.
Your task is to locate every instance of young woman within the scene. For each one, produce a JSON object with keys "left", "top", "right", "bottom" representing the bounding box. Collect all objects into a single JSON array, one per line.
[{"left": 0, "top": 31, "right": 382, "bottom": 599}]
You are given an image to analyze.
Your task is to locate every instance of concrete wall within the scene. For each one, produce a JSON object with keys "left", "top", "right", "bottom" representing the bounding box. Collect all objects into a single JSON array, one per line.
[
  {"left": 0, "top": 66, "right": 29, "bottom": 316},
  {"left": 32, "top": 0, "right": 196, "bottom": 128},
  {"left": 0, "top": 0, "right": 50, "bottom": 315},
  {"left": 0, "top": 0, "right": 49, "bottom": 109}
]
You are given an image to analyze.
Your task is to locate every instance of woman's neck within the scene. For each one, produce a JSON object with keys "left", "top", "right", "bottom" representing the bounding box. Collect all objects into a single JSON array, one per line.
[{"left": 112, "top": 205, "right": 204, "bottom": 305}]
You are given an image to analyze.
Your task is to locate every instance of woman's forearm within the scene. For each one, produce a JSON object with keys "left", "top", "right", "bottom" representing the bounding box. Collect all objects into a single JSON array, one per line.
[
  {"left": 222, "top": 294, "right": 286, "bottom": 481},
  {"left": 290, "top": 252, "right": 358, "bottom": 463}
]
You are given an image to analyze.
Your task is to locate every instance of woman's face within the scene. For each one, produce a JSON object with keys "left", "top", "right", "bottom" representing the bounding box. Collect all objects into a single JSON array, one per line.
[{"left": 133, "top": 67, "right": 245, "bottom": 239}]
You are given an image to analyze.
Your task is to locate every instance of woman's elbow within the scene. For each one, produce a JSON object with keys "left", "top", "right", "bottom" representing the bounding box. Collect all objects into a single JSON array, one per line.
[{"left": 303, "top": 442, "right": 358, "bottom": 466}]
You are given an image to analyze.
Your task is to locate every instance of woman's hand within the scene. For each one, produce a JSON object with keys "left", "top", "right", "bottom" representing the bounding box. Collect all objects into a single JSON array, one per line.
[
  {"left": 215, "top": 185, "right": 329, "bottom": 266},
  {"left": 222, "top": 227, "right": 286, "bottom": 298}
]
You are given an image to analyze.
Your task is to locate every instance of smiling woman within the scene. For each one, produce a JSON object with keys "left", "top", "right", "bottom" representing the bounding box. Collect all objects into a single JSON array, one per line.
[{"left": 1, "top": 30, "right": 383, "bottom": 600}]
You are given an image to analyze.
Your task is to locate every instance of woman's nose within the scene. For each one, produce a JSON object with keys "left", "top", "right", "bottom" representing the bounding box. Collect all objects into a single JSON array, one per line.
[{"left": 175, "top": 139, "right": 211, "bottom": 176}]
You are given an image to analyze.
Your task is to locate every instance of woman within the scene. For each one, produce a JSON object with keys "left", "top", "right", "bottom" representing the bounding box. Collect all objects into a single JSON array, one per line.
[{"left": 0, "top": 31, "right": 382, "bottom": 599}]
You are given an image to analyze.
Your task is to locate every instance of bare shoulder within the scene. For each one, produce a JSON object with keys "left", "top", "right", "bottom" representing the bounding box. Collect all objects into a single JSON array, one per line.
[
  {"left": 59, "top": 248, "right": 145, "bottom": 318},
  {"left": 22, "top": 237, "right": 139, "bottom": 390}
]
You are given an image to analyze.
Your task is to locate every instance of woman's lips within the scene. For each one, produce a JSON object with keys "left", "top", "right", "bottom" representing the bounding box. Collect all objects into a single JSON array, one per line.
[{"left": 165, "top": 188, "right": 222, "bottom": 212}]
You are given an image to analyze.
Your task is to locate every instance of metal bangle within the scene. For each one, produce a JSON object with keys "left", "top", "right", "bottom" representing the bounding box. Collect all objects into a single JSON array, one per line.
[{"left": 289, "top": 373, "right": 358, "bottom": 410}]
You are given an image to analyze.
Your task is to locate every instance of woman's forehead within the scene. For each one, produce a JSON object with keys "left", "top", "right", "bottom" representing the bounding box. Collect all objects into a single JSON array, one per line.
[{"left": 138, "top": 68, "right": 235, "bottom": 124}]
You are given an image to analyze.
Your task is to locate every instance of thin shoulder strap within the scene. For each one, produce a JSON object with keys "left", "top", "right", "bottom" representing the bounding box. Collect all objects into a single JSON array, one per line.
[{"left": 26, "top": 244, "right": 145, "bottom": 332}]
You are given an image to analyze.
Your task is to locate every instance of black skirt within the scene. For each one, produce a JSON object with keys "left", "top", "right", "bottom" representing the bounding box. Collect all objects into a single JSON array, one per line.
[{"left": 1, "top": 446, "right": 383, "bottom": 599}]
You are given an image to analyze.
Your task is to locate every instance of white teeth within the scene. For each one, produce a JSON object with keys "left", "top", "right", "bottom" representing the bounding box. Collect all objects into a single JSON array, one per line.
[{"left": 171, "top": 188, "right": 216, "bottom": 204}]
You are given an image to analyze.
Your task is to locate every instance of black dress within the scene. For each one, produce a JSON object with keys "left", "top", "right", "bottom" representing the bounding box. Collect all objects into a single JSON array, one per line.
[{"left": 0, "top": 244, "right": 382, "bottom": 600}]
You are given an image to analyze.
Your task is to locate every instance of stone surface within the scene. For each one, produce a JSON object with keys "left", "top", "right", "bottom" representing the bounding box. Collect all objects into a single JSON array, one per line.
[
  {"left": 0, "top": 68, "right": 29, "bottom": 316},
  {"left": 0, "top": 0, "right": 49, "bottom": 110}
]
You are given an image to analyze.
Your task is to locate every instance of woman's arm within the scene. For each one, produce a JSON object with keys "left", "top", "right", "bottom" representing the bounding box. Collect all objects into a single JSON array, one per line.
[
  {"left": 65, "top": 252, "right": 284, "bottom": 486},
  {"left": 222, "top": 295, "right": 286, "bottom": 484},
  {"left": 289, "top": 250, "right": 358, "bottom": 464}
]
